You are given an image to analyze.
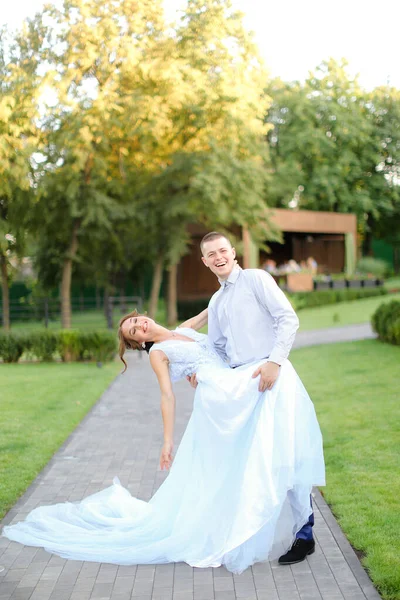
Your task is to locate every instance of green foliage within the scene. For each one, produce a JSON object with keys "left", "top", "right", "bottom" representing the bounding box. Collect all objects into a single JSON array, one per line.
[
  {"left": 0, "top": 361, "right": 120, "bottom": 519},
  {"left": 356, "top": 257, "right": 390, "bottom": 278},
  {"left": 291, "top": 287, "right": 387, "bottom": 310},
  {"left": 57, "top": 330, "right": 82, "bottom": 362},
  {"left": 79, "top": 332, "right": 117, "bottom": 363},
  {"left": 292, "top": 340, "right": 400, "bottom": 599},
  {"left": 28, "top": 331, "right": 58, "bottom": 361},
  {"left": 177, "top": 287, "right": 387, "bottom": 319},
  {"left": 0, "top": 333, "right": 24, "bottom": 362},
  {"left": 0, "top": 330, "right": 118, "bottom": 363},
  {"left": 265, "top": 60, "right": 400, "bottom": 251},
  {"left": 371, "top": 300, "right": 400, "bottom": 345},
  {"left": 0, "top": 26, "right": 42, "bottom": 327},
  {"left": 11, "top": 0, "right": 271, "bottom": 326}
]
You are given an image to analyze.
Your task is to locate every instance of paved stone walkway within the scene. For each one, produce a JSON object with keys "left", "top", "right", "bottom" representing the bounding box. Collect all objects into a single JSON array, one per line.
[
  {"left": 293, "top": 323, "right": 376, "bottom": 350},
  {"left": 0, "top": 331, "right": 381, "bottom": 600}
]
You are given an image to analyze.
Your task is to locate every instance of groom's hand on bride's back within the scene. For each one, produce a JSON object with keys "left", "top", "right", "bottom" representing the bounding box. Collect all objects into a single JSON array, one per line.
[{"left": 186, "top": 373, "right": 198, "bottom": 388}]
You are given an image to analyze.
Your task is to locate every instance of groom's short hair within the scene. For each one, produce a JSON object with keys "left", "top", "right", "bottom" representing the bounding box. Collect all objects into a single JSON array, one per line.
[{"left": 200, "top": 232, "right": 232, "bottom": 255}]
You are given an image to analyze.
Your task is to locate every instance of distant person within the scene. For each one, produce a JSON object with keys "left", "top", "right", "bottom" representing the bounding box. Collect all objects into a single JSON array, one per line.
[
  {"left": 261, "top": 258, "right": 277, "bottom": 274},
  {"left": 307, "top": 256, "right": 318, "bottom": 275}
]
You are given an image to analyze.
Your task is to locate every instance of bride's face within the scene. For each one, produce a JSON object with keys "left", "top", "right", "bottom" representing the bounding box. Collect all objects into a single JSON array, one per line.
[{"left": 121, "top": 315, "right": 155, "bottom": 344}]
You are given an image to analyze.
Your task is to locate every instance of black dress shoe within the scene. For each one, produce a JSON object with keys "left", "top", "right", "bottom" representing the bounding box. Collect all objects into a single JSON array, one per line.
[{"left": 278, "top": 538, "right": 315, "bottom": 565}]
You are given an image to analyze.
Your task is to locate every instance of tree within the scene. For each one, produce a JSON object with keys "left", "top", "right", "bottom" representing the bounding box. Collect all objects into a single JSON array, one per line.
[
  {"left": 363, "top": 86, "right": 400, "bottom": 257},
  {"left": 134, "top": 0, "right": 274, "bottom": 321},
  {"left": 0, "top": 26, "right": 41, "bottom": 329},
  {"left": 265, "top": 59, "right": 400, "bottom": 256},
  {"left": 21, "top": 0, "right": 274, "bottom": 326},
  {"left": 29, "top": 0, "right": 174, "bottom": 328}
]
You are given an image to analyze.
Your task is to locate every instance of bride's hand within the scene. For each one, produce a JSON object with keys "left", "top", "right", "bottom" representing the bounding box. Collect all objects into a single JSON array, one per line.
[{"left": 160, "top": 441, "right": 173, "bottom": 470}]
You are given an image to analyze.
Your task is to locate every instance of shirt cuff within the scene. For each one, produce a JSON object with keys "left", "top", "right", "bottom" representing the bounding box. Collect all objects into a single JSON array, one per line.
[{"left": 267, "top": 350, "right": 286, "bottom": 366}]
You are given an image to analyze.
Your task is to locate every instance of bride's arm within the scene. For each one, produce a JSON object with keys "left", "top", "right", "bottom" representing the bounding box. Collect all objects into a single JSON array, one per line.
[
  {"left": 150, "top": 350, "right": 175, "bottom": 470},
  {"left": 179, "top": 308, "right": 208, "bottom": 330}
]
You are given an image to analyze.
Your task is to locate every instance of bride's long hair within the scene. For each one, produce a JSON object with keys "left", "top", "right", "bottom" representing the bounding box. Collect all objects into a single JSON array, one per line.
[{"left": 118, "top": 309, "right": 154, "bottom": 373}]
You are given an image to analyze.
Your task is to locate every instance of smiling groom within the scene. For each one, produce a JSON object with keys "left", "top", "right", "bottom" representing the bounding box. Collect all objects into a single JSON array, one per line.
[{"left": 198, "top": 231, "right": 316, "bottom": 565}]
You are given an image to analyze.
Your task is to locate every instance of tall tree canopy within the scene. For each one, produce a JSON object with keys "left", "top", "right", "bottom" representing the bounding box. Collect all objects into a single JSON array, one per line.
[
  {"left": 21, "top": 0, "right": 272, "bottom": 325},
  {"left": 0, "top": 25, "right": 42, "bottom": 329},
  {"left": 265, "top": 59, "right": 400, "bottom": 253}
]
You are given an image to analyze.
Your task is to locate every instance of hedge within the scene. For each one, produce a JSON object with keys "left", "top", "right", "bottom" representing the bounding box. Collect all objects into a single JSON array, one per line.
[
  {"left": 177, "top": 287, "right": 388, "bottom": 320},
  {"left": 0, "top": 330, "right": 117, "bottom": 364},
  {"left": 371, "top": 300, "right": 400, "bottom": 345},
  {"left": 291, "top": 287, "right": 387, "bottom": 310}
]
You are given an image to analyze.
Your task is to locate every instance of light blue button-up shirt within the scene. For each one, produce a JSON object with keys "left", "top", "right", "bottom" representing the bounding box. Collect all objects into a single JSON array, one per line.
[{"left": 208, "top": 267, "right": 299, "bottom": 367}]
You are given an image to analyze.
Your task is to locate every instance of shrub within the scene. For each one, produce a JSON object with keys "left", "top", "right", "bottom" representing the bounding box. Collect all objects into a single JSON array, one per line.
[
  {"left": 57, "top": 330, "right": 83, "bottom": 362},
  {"left": 290, "top": 287, "right": 387, "bottom": 311},
  {"left": 0, "top": 333, "right": 25, "bottom": 363},
  {"left": 28, "top": 331, "right": 58, "bottom": 361},
  {"left": 0, "top": 330, "right": 117, "bottom": 363},
  {"left": 79, "top": 332, "right": 116, "bottom": 363},
  {"left": 356, "top": 257, "right": 390, "bottom": 278},
  {"left": 371, "top": 300, "right": 400, "bottom": 345},
  {"left": 177, "top": 288, "right": 387, "bottom": 319}
]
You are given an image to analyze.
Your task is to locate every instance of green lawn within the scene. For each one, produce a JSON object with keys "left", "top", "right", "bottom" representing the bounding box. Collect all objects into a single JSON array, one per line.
[
  {"left": 298, "top": 292, "right": 400, "bottom": 331},
  {"left": 385, "top": 276, "right": 400, "bottom": 291},
  {"left": 291, "top": 339, "right": 400, "bottom": 600},
  {"left": 0, "top": 361, "right": 121, "bottom": 520}
]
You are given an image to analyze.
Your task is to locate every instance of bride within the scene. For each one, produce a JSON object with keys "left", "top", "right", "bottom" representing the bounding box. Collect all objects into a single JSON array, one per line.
[{"left": 2, "top": 310, "right": 325, "bottom": 574}]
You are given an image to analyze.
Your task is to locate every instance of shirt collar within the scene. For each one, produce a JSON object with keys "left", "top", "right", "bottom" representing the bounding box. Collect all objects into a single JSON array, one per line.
[{"left": 219, "top": 266, "right": 242, "bottom": 287}]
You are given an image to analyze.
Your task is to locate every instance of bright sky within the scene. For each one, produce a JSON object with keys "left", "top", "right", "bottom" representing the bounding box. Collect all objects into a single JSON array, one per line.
[{"left": 3, "top": 0, "right": 400, "bottom": 90}]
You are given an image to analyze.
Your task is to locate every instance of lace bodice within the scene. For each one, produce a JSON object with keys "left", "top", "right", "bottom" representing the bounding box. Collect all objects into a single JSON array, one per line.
[{"left": 149, "top": 328, "right": 226, "bottom": 382}]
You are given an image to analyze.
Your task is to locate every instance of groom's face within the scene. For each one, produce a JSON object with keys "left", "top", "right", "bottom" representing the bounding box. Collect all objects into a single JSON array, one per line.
[{"left": 201, "top": 237, "right": 236, "bottom": 280}]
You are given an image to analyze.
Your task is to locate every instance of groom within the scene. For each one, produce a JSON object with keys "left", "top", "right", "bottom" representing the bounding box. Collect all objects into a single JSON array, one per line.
[{"left": 190, "top": 231, "right": 316, "bottom": 565}]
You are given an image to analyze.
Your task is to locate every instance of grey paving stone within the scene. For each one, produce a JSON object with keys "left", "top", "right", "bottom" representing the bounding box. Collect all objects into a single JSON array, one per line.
[
  {"left": 72, "top": 578, "right": 96, "bottom": 592},
  {"left": 150, "top": 591, "right": 173, "bottom": 600},
  {"left": 213, "top": 578, "right": 234, "bottom": 592},
  {"left": 111, "top": 577, "right": 134, "bottom": 594},
  {"left": 70, "top": 593, "right": 92, "bottom": 600},
  {"left": 193, "top": 586, "right": 215, "bottom": 600},
  {"left": 90, "top": 581, "right": 114, "bottom": 598},
  {"left": 2, "top": 571, "right": 26, "bottom": 583},
  {"left": 214, "top": 593, "right": 237, "bottom": 600},
  {"left": 9, "top": 588, "right": 35, "bottom": 600},
  {"left": 0, "top": 583, "right": 18, "bottom": 596},
  {"left": 172, "top": 593, "right": 193, "bottom": 600}
]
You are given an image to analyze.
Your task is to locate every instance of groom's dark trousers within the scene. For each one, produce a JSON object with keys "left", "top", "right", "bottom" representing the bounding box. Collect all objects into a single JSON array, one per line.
[{"left": 295, "top": 496, "right": 314, "bottom": 541}]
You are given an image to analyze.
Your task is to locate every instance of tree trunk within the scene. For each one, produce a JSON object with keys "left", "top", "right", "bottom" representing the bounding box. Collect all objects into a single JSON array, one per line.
[
  {"left": 60, "top": 220, "right": 80, "bottom": 329},
  {"left": 148, "top": 256, "right": 164, "bottom": 319},
  {"left": 362, "top": 230, "right": 373, "bottom": 257},
  {"left": 167, "top": 263, "right": 178, "bottom": 326},
  {"left": 0, "top": 254, "right": 10, "bottom": 331}
]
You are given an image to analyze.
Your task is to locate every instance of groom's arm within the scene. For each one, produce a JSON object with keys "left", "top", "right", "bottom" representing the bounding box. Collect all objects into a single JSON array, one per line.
[
  {"left": 249, "top": 269, "right": 299, "bottom": 366},
  {"left": 179, "top": 308, "right": 208, "bottom": 330},
  {"left": 248, "top": 270, "right": 299, "bottom": 392},
  {"left": 253, "top": 269, "right": 299, "bottom": 365}
]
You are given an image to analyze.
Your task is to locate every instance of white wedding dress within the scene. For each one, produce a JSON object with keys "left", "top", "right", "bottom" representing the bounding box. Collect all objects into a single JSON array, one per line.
[{"left": 3, "top": 329, "right": 325, "bottom": 573}]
